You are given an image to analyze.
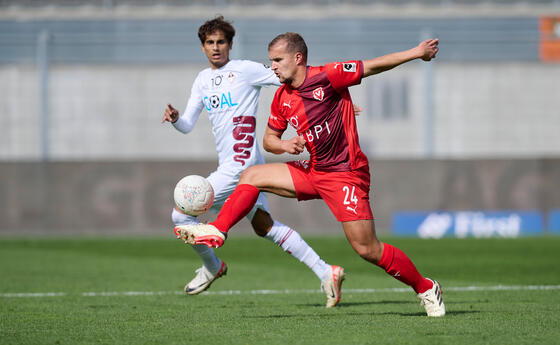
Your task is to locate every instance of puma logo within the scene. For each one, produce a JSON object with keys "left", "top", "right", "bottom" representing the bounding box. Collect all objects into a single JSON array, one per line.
[{"left": 346, "top": 205, "right": 358, "bottom": 215}]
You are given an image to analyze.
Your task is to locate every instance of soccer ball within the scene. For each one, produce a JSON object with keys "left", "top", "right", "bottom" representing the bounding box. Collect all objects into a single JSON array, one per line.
[{"left": 173, "top": 175, "right": 214, "bottom": 216}]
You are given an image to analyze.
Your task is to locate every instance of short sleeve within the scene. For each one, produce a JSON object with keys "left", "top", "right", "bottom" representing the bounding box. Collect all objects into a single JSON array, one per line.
[
  {"left": 244, "top": 60, "right": 281, "bottom": 87},
  {"left": 267, "top": 91, "right": 288, "bottom": 133},
  {"left": 324, "top": 60, "right": 364, "bottom": 91}
]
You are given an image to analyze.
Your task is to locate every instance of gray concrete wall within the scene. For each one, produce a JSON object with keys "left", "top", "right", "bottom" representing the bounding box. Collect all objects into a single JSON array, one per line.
[
  {"left": 358, "top": 62, "right": 560, "bottom": 158},
  {"left": 1, "top": 62, "right": 559, "bottom": 161},
  {"left": 1, "top": 159, "right": 558, "bottom": 236}
]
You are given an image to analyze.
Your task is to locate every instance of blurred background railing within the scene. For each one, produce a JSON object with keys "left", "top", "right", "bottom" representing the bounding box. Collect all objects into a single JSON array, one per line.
[{"left": 1, "top": 0, "right": 560, "bottom": 7}]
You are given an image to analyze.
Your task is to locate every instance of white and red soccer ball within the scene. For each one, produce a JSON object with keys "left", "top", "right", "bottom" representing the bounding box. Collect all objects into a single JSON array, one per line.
[{"left": 173, "top": 175, "right": 214, "bottom": 216}]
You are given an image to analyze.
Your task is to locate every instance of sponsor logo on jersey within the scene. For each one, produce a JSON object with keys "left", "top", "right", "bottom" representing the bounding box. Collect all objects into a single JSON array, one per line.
[
  {"left": 283, "top": 102, "right": 292, "bottom": 109},
  {"left": 209, "top": 95, "right": 220, "bottom": 108},
  {"left": 232, "top": 116, "right": 255, "bottom": 166},
  {"left": 312, "top": 87, "right": 324, "bottom": 101},
  {"left": 203, "top": 92, "right": 239, "bottom": 111},
  {"left": 304, "top": 120, "right": 331, "bottom": 142},
  {"left": 288, "top": 115, "right": 300, "bottom": 129},
  {"left": 227, "top": 72, "right": 236, "bottom": 83},
  {"left": 343, "top": 62, "right": 356, "bottom": 72}
]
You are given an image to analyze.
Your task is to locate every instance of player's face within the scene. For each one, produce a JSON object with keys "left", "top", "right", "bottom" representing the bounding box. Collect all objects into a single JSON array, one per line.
[
  {"left": 269, "top": 41, "right": 299, "bottom": 85},
  {"left": 202, "top": 30, "right": 232, "bottom": 69}
]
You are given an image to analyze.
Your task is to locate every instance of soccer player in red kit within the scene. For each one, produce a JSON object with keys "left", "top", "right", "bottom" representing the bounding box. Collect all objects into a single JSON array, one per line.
[{"left": 176, "top": 32, "right": 445, "bottom": 316}]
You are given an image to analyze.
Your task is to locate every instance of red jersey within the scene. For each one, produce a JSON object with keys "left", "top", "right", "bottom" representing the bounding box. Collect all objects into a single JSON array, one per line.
[{"left": 268, "top": 61, "right": 369, "bottom": 172}]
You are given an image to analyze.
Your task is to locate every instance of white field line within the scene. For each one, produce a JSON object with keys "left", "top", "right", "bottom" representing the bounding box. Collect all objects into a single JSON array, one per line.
[{"left": 2, "top": 284, "right": 560, "bottom": 298}]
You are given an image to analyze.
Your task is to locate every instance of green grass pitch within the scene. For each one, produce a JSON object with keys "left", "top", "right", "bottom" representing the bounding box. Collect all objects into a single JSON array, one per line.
[{"left": 1, "top": 235, "right": 559, "bottom": 345}]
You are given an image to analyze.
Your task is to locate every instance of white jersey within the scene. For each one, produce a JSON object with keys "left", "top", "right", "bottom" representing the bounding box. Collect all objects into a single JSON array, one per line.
[{"left": 173, "top": 60, "right": 280, "bottom": 174}]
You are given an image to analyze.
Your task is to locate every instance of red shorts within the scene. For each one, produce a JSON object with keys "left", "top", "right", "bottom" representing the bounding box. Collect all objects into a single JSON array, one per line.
[{"left": 287, "top": 161, "right": 374, "bottom": 222}]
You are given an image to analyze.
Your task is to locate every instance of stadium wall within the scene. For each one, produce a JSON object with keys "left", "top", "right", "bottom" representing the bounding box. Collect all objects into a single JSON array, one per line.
[
  {"left": 1, "top": 62, "right": 560, "bottom": 160},
  {"left": 1, "top": 159, "right": 558, "bottom": 236}
]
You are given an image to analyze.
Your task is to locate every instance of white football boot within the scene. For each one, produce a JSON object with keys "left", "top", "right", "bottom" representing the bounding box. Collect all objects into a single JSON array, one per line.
[
  {"left": 320, "top": 265, "right": 345, "bottom": 308},
  {"left": 184, "top": 261, "right": 228, "bottom": 295},
  {"left": 417, "top": 278, "right": 446, "bottom": 317},
  {"left": 174, "top": 224, "right": 226, "bottom": 248}
]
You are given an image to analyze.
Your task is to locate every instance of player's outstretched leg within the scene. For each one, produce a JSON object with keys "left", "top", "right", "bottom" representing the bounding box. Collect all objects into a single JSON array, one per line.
[
  {"left": 175, "top": 223, "right": 226, "bottom": 248},
  {"left": 175, "top": 184, "right": 261, "bottom": 248},
  {"left": 172, "top": 208, "right": 226, "bottom": 293},
  {"left": 343, "top": 220, "right": 445, "bottom": 316},
  {"left": 261, "top": 219, "right": 345, "bottom": 308},
  {"left": 377, "top": 243, "right": 445, "bottom": 317},
  {"left": 184, "top": 260, "right": 228, "bottom": 295}
]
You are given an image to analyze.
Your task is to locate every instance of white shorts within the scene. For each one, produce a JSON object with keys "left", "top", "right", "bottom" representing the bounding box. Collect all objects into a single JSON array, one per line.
[{"left": 206, "top": 165, "right": 269, "bottom": 220}]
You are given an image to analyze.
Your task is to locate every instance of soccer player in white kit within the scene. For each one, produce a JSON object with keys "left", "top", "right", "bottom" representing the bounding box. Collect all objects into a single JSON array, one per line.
[{"left": 161, "top": 16, "right": 345, "bottom": 307}]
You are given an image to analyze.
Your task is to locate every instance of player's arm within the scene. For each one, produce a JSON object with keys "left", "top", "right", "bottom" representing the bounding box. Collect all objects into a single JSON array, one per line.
[
  {"left": 162, "top": 79, "right": 204, "bottom": 134},
  {"left": 263, "top": 127, "right": 306, "bottom": 155},
  {"left": 161, "top": 102, "right": 202, "bottom": 134},
  {"left": 362, "top": 38, "right": 439, "bottom": 78}
]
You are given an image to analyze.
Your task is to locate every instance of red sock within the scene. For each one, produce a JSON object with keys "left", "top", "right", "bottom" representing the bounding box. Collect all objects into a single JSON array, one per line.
[
  {"left": 377, "top": 243, "right": 433, "bottom": 294},
  {"left": 210, "top": 184, "right": 260, "bottom": 233}
]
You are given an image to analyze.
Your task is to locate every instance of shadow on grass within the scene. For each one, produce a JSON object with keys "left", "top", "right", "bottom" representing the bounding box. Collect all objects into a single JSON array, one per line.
[
  {"left": 295, "top": 300, "right": 415, "bottom": 308},
  {"left": 245, "top": 312, "right": 378, "bottom": 319},
  {"left": 245, "top": 307, "right": 480, "bottom": 319},
  {"left": 377, "top": 310, "right": 480, "bottom": 317},
  {"left": 245, "top": 301, "right": 480, "bottom": 319}
]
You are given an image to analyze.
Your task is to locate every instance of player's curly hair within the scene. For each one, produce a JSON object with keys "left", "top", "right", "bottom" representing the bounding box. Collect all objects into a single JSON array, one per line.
[
  {"left": 268, "top": 32, "right": 308, "bottom": 63},
  {"left": 198, "top": 16, "right": 235, "bottom": 44}
]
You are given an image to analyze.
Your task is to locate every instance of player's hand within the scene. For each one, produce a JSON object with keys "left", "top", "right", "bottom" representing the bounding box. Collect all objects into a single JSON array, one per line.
[
  {"left": 161, "top": 103, "right": 179, "bottom": 123},
  {"left": 353, "top": 104, "right": 362, "bottom": 116},
  {"left": 283, "top": 135, "right": 306, "bottom": 155},
  {"left": 418, "top": 38, "right": 439, "bottom": 61}
]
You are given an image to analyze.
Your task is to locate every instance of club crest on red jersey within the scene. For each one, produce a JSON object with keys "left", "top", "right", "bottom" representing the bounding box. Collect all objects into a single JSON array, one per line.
[{"left": 313, "top": 87, "right": 324, "bottom": 101}]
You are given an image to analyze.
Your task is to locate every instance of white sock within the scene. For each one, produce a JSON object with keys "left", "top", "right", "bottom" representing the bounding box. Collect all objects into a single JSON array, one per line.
[
  {"left": 172, "top": 208, "right": 221, "bottom": 274},
  {"left": 265, "top": 221, "right": 331, "bottom": 281}
]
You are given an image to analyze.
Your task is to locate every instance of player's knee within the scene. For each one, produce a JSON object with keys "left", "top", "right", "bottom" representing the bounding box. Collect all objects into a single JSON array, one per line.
[
  {"left": 252, "top": 227, "right": 268, "bottom": 237},
  {"left": 355, "top": 244, "right": 382, "bottom": 264},
  {"left": 251, "top": 209, "right": 273, "bottom": 237},
  {"left": 251, "top": 219, "right": 271, "bottom": 236},
  {"left": 239, "top": 166, "right": 260, "bottom": 186},
  {"left": 356, "top": 248, "right": 375, "bottom": 263}
]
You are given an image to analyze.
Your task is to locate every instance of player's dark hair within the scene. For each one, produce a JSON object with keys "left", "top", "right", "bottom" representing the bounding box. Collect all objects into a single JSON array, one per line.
[
  {"left": 198, "top": 16, "right": 235, "bottom": 44},
  {"left": 268, "top": 32, "right": 308, "bottom": 63}
]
